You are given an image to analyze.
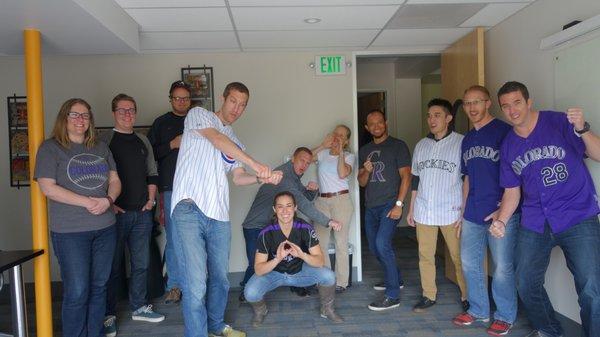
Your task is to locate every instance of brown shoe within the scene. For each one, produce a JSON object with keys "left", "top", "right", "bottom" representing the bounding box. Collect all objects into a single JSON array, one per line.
[
  {"left": 319, "top": 285, "right": 344, "bottom": 323},
  {"left": 249, "top": 300, "right": 268, "bottom": 327},
  {"left": 164, "top": 287, "right": 181, "bottom": 304}
]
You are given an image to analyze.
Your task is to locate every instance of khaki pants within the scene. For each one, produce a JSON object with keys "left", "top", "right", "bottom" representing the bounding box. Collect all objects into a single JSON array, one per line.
[
  {"left": 416, "top": 223, "right": 467, "bottom": 300},
  {"left": 315, "top": 194, "right": 353, "bottom": 288}
]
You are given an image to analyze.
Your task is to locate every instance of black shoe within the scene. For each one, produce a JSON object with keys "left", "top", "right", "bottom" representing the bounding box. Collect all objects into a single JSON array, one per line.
[
  {"left": 290, "top": 286, "right": 309, "bottom": 297},
  {"left": 413, "top": 296, "right": 436, "bottom": 312},
  {"left": 335, "top": 286, "right": 346, "bottom": 294},
  {"left": 239, "top": 291, "right": 247, "bottom": 304},
  {"left": 368, "top": 296, "right": 400, "bottom": 311},
  {"left": 373, "top": 280, "right": 405, "bottom": 291},
  {"left": 462, "top": 299, "right": 470, "bottom": 312}
]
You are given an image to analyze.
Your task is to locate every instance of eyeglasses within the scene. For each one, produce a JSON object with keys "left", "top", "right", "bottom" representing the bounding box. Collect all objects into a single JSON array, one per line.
[
  {"left": 114, "top": 108, "right": 137, "bottom": 115},
  {"left": 463, "top": 99, "right": 488, "bottom": 107},
  {"left": 67, "top": 112, "right": 91, "bottom": 120},
  {"left": 171, "top": 96, "right": 191, "bottom": 102}
]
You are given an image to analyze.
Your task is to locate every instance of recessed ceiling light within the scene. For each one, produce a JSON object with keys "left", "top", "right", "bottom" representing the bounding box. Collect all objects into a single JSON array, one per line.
[{"left": 303, "top": 18, "right": 321, "bottom": 24}]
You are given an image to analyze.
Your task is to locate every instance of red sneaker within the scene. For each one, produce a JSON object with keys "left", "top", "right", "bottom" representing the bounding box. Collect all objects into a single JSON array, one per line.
[
  {"left": 452, "top": 312, "right": 489, "bottom": 326},
  {"left": 487, "top": 319, "right": 513, "bottom": 336}
]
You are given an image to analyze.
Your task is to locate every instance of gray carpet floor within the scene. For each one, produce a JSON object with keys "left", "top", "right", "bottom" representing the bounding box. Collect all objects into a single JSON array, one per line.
[{"left": 1, "top": 227, "right": 536, "bottom": 336}]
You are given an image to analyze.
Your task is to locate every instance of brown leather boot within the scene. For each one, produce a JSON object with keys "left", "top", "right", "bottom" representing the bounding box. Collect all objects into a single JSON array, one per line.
[
  {"left": 319, "top": 285, "right": 344, "bottom": 323},
  {"left": 249, "top": 300, "right": 268, "bottom": 327}
]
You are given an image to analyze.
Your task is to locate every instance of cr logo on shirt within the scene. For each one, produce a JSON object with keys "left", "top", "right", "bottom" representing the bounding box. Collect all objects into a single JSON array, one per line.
[{"left": 367, "top": 151, "right": 385, "bottom": 182}]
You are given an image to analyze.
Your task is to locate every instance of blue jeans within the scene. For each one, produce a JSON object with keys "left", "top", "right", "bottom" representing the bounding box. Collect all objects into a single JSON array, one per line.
[
  {"left": 106, "top": 210, "right": 153, "bottom": 314},
  {"left": 244, "top": 264, "right": 335, "bottom": 302},
  {"left": 241, "top": 227, "right": 262, "bottom": 287},
  {"left": 516, "top": 216, "right": 600, "bottom": 337},
  {"left": 172, "top": 200, "right": 231, "bottom": 337},
  {"left": 364, "top": 201, "right": 402, "bottom": 299},
  {"left": 51, "top": 225, "right": 116, "bottom": 337},
  {"left": 163, "top": 191, "right": 182, "bottom": 290},
  {"left": 461, "top": 214, "right": 520, "bottom": 323}
]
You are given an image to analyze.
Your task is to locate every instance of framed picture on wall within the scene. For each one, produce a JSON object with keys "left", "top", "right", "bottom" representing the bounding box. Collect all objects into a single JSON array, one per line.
[
  {"left": 7, "top": 95, "right": 30, "bottom": 188},
  {"left": 181, "top": 66, "right": 214, "bottom": 111}
]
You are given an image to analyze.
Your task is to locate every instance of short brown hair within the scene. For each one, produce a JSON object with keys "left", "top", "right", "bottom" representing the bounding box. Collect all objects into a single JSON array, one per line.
[
  {"left": 223, "top": 82, "right": 250, "bottom": 99},
  {"left": 111, "top": 93, "right": 137, "bottom": 112},
  {"left": 293, "top": 146, "right": 312, "bottom": 158},
  {"left": 51, "top": 98, "right": 97, "bottom": 148},
  {"left": 366, "top": 109, "right": 386, "bottom": 123}
]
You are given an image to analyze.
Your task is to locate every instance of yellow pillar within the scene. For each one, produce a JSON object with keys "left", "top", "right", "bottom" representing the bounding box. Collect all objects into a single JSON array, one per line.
[{"left": 24, "top": 28, "right": 53, "bottom": 337}]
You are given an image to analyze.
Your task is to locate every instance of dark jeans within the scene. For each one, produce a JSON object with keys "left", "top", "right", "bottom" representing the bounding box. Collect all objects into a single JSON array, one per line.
[
  {"left": 516, "top": 216, "right": 600, "bottom": 337},
  {"left": 51, "top": 225, "right": 116, "bottom": 337},
  {"left": 106, "top": 210, "right": 154, "bottom": 314},
  {"left": 241, "top": 227, "right": 262, "bottom": 287},
  {"left": 364, "top": 200, "right": 402, "bottom": 299}
]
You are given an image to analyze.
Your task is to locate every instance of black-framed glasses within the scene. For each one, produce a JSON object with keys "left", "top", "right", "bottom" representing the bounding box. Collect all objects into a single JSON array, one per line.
[
  {"left": 114, "top": 108, "right": 137, "bottom": 115},
  {"left": 170, "top": 96, "right": 191, "bottom": 102},
  {"left": 67, "top": 112, "right": 91, "bottom": 120}
]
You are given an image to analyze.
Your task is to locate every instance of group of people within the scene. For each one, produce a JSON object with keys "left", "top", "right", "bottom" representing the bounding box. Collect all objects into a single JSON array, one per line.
[{"left": 33, "top": 78, "right": 600, "bottom": 337}]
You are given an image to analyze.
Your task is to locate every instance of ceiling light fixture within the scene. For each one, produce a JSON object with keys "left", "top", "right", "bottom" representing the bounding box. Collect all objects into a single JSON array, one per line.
[{"left": 303, "top": 18, "right": 321, "bottom": 24}]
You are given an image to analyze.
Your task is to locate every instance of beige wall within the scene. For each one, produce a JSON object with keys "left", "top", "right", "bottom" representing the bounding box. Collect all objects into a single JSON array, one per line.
[
  {"left": 486, "top": 0, "right": 600, "bottom": 323},
  {"left": 0, "top": 51, "right": 358, "bottom": 281},
  {"left": 420, "top": 74, "right": 441, "bottom": 138}
]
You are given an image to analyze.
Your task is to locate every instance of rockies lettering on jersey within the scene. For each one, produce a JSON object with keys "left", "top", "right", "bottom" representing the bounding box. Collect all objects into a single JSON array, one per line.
[{"left": 416, "top": 159, "right": 457, "bottom": 173}]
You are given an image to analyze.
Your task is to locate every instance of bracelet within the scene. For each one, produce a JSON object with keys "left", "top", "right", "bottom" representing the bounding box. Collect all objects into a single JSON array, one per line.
[{"left": 106, "top": 196, "right": 114, "bottom": 206}]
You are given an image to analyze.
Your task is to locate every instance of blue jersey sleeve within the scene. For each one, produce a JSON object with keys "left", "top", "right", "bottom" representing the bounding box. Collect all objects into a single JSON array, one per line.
[{"left": 499, "top": 137, "right": 520, "bottom": 188}]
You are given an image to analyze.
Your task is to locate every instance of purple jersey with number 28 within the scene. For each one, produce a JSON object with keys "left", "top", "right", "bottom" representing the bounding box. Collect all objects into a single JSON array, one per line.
[{"left": 499, "top": 111, "right": 599, "bottom": 234}]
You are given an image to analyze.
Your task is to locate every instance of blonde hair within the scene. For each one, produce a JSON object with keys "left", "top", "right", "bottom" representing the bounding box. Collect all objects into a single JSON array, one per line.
[
  {"left": 51, "top": 98, "right": 97, "bottom": 148},
  {"left": 335, "top": 124, "right": 352, "bottom": 151}
]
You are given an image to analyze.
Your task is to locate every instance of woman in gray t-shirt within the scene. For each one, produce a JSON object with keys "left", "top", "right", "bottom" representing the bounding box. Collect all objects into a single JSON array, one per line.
[{"left": 34, "top": 98, "right": 120, "bottom": 337}]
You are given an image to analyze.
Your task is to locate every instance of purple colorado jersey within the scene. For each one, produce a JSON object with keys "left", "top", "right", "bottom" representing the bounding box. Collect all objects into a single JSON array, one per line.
[{"left": 500, "top": 110, "right": 599, "bottom": 233}]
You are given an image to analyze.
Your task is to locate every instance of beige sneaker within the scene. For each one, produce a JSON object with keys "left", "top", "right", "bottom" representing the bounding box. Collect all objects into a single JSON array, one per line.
[
  {"left": 164, "top": 287, "right": 181, "bottom": 304},
  {"left": 208, "top": 325, "right": 246, "bottom": 337}
]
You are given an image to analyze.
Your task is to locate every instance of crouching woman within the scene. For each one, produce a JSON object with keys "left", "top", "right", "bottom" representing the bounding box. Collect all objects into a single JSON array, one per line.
[{"left": 244, "top": 191, "right": 343, "bottom": 327}]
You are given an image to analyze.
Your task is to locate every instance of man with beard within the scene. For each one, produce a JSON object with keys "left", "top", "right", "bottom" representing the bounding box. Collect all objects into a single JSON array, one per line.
[{"left": 358, "top": 109, "right": 411, "bottom": 311}]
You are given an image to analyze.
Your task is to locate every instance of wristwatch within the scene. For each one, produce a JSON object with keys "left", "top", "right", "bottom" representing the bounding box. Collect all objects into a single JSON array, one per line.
[
  {"left": 575, "top": 121, "right": 591, "bottom": 135},
  {"left": 395, "top": 200, "right": 404, "bottom": 208},
  {"left": 150, "top": 199, "right": 157, "bottom": 206}
]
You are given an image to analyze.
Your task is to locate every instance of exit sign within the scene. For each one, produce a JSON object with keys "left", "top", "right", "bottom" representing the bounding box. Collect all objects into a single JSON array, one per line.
[{"left": 315, "top": 55, "right": 346, "bottom": 76}]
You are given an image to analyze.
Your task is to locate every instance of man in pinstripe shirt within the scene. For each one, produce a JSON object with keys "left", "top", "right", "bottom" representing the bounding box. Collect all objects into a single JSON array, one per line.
[
  {"left": 170, "top": 82, "right": 282, "bottom": 337},
  {"left": 407, "top": 98, "right": 468, "bottom": 313}
]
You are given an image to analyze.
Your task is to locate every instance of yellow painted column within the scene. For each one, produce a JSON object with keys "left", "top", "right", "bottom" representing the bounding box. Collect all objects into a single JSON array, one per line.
[{"left": 24, "top": 28, "right": 53, "bottom": 337}]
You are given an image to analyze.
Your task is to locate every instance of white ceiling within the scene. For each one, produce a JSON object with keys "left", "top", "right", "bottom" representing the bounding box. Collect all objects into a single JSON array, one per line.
[{"left": 0, "top": 0, "right": 534, "bottom": 55}]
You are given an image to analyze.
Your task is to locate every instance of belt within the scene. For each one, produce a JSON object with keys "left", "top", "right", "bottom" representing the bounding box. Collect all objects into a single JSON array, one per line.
[{"left": 320, "top": 190, "right": 349, "bottom": 198}]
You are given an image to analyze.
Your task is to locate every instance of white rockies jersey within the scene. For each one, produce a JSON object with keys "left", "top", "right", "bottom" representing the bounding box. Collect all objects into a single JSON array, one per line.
[{"left": 412, "top": 131, "right": 463, "bottom": 226}]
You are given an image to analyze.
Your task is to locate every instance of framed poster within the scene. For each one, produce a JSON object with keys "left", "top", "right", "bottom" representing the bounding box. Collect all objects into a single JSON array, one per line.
[
  {"left": 7, "top": 95, "right": 30, "bottom": 187},
  {"left": 181, "top": 66, "right": 214, "bottom": 111}
]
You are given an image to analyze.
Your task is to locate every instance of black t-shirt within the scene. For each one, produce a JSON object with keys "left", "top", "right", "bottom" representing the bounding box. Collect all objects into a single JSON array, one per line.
[
  {"left": 109, "top": 132, "right": 151, "bottom": 210},
  {"left": 256, "top": 220, "right": 319, "bottom": 275},
  {"left": 147, "top": 112, "right": 186, "bottom": 192}
]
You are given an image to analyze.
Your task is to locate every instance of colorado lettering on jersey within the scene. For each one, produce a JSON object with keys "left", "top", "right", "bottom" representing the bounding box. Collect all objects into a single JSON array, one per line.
[
  {"left": 416, "top": 159, "right": 457, "bottom": 173},
  {"left": 511, "top": 145, "right": 566, "bottom": 175},
  {"left": 463, "top": 146, "right": 499, "bottom": 165},
  {"left": 367, "top": 150, "right": 386, "bottom": 182}
]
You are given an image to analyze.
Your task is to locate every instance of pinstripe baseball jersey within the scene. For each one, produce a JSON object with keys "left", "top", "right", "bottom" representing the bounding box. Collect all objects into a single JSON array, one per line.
[
  {"left": 412, "top": 131, "right": 464, "bottom": 226},
  {"left": 170, "top": 107, "right": 244, "bottom": 221}
]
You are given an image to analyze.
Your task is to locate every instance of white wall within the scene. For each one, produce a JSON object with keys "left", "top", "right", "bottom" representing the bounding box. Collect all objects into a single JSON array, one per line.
[
  {"left": 0, "top": 51, "right": 358, "bottom": 281},
  {"left": 486, "top": 0, "right": 600, "bottom": 323}
]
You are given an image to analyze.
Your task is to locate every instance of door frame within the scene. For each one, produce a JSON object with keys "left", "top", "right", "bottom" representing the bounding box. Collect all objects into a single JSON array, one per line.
[{"left": 351, "top": 49, "right": 440, "bottom": 282}]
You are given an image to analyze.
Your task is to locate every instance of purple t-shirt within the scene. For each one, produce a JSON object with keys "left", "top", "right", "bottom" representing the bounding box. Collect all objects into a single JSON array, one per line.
[
  {"left": 500, "top": 110, "right": 599, "bottom": 233},
  {"left": 462, "top": 118, "right": 513, "bottom": 224}
]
